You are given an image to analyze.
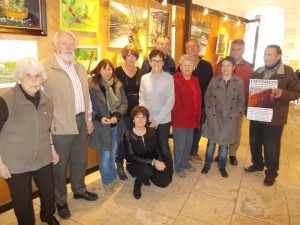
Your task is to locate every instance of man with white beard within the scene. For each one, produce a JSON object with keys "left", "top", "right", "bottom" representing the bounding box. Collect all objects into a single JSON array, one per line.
[{"left": 41, "top": 30, "right": 98, "bottom": 219}]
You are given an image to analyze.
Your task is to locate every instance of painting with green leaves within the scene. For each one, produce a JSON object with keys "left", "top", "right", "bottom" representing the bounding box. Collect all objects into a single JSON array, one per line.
[{"left": 60, "top": 0, "right": 99, "bottom": 32}]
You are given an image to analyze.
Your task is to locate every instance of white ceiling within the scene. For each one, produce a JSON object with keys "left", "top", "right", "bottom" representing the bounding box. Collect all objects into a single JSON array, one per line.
[{"left": 192, "top": 0, "right": 300, "bottom": 20}]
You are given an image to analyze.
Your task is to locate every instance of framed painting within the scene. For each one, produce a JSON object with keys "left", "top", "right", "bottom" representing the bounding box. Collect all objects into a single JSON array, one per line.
[
  {"left": 216, "top": 33, "right": 228, "bottom": 55},
  {"left": 148, "top": 8, "right": 169, "bottom": 47},
  {"left": 191, "top": 18, "right": 210, "bottom": 56},
  {"left": 60, "top": 0, "right": 99, "bottom": 32},
  {"left": 0, "top": 0, "right": 47, "bottom": 36},
  {"left": 0, "top": 40, "right": 38, "bottom": 88},
  {"left": 75, "top": 45, "right": 100, "bottom": 74},
  {"left": 115, "top": 52, "right": 143, "bottom": 68},
  {"left": 109, "top": 1, "right": 147, "bottom": 49}
]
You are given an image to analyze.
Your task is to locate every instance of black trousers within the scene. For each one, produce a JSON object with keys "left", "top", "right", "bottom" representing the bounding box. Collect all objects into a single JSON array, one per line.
[
  {"left": 6, "top": 163, "right": 55, "bottom": 225},
  {"left": 249, "top": 121, "right": 284, "bottom": 178},
  {"left": 126, "top": 160, "right": 173, "bottom": 188},
  {"left": 156, "top": 122, "right": 172, "bottom": 163}
]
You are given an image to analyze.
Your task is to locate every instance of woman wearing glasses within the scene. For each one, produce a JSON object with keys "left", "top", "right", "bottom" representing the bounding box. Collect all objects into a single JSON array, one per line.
[
  {"left": 172, "top": 54, "right": 202, "bottom": 178},
  {"left": 89, "top": 59, "right": 128, "bottom": 192},
  {"left": 139, "top": 49, "right": 175, "bottom": 176}
]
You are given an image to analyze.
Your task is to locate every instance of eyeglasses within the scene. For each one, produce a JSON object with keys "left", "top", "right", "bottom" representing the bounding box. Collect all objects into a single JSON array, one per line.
[
  {"left": 181, "top": 64, "right": 194, "bottom": 68},
  {"left": 150, "top": 59, "right": 164, "bottom": 64},
  {"left": 24, "top": 73, "right": 42, "bottom": 81}
]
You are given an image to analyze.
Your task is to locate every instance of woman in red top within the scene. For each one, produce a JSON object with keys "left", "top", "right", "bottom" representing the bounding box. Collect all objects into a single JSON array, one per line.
[{"left": 172, "top": 54, "right": 202, "bottom": 178}]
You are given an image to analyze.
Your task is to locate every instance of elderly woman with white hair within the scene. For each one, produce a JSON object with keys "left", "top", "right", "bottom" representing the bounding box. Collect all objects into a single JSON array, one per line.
[
  {"left": 172, "top": 54, "right": 202, "bottom": 178},
  {"left": 0, "top": 57, "right": 60, "bottom": 225}
]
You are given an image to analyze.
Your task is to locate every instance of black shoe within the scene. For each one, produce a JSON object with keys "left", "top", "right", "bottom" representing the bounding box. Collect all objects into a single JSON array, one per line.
[
  {"left": 73, "top": 191, "right": 98, "bottom": 201},
  {"left": 142, "top": 179, "right": 151, "bottom": 186},
  {"left": 229, "top": 156, "right": 238, "bottom": 166},
  {"left": 244, "top": 164, "right": 264, "bottom": 172},
  {"left": 220, "top": 168, "right": 228, "bottom": 178},
  {"left": 201, "top": 167, "right": 209, "bottom": 174},
  {"left": 56, "top": 203, "right": 70, "bottom": 219},
  {"left": 263, "top": 176, "right": 275, "bottom": 186},
  {"left": 41, "top": 216, "right": 60, "bottom": 225},
  {"left": 214, "top": 156, "right": 219, "bottom": 162},
  {"left": 133, "top": 180, "right": 142, "bottom": 199},
  {"left": 117, "top": 164, "right": 128, "bottom": 181}
]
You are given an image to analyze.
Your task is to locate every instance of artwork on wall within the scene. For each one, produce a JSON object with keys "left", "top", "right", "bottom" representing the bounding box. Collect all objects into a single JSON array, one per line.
[
  {"left": 109, "top": 1, "right": 147, "bottom": 49},
  {"left": 216, "top": 33, "right": 228, "bottom": 55},
  {"left": 115, "top": 52, "right": 143, "bottom": 68},
  {"left": 191, "top": 19, "right": 210, "bottom": 56},
  {"left": 227, "top": 40, "right": 232, "bottom": 56},
  {"left": 148, "top": 8, "right": 169, "bottom": 47},
  {"left": 0, "top": 40, "right": 38, "bottom": 88},
  {"left": 0, "top": 0, "right": 47, "bottom": 36},
  {"left": 60, "top": 0, "right": 99, "bottom": 32},
  {"left": 75, "top": 45, "right": 100, "bottom": 74}
]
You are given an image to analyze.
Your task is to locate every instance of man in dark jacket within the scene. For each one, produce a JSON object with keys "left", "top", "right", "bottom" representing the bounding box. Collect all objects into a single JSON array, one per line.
[{"left": 245, "top": 45, "right": 300, "bottom": 186}]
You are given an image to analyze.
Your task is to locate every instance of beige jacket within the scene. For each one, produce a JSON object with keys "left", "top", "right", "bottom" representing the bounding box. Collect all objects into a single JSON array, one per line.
[{"left": 42, "top": 55, "right": 90, "bottom": 134}]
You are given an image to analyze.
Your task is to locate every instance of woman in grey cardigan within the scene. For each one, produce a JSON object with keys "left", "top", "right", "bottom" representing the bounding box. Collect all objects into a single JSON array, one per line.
[
  {"left": 201, "top": 56, "right": 245, "bottom": 178},
  {"left": 89, "top": 59, "right": 128, "bottom": 192}
]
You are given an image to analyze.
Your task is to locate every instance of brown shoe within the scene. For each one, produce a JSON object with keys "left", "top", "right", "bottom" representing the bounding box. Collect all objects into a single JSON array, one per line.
[{"left": 193, "top": 154, "right": 202, "bottom": 162}]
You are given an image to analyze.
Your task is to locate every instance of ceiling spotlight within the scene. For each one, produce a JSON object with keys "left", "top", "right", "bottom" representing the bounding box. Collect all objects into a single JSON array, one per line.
[
  {"left": 203, "top": 8, "right": 208, "bottom": 15},
  {"left": 162, "top": 0, "right": 167, "bottom": 6},
  {"left": 223, "top": 15, "right": 228, "bottom": 21},
  {"left": 236, "top": 20, "right": 241, "bottom": 26}
]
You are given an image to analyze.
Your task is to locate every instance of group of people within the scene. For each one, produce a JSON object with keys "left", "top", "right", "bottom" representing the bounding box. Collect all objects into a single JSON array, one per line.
[{"left": 1, "top": 28, "right": 300, "bottom": 225}]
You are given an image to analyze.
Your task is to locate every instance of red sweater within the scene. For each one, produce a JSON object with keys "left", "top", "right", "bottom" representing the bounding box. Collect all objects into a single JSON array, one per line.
[{"left": 172, "top": 72, "right": 202, "bottom": 128}]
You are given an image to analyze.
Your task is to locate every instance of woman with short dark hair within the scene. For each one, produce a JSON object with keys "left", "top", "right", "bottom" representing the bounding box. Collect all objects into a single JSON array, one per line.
[{"left": 124, "top": 105, "right": 172, "bottom": 199}]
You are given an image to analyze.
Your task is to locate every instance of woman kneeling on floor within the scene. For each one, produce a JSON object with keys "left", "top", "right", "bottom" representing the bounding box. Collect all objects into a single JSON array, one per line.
[{"left": 124, "top": 106, "right": 172, "bottom": 199}]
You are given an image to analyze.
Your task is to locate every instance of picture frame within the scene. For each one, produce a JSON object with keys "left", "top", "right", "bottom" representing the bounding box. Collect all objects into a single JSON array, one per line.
[
  {"left": 60, "top": 0, "right": 99, "bottom": 32},
  {"left": 0, "top": 40, "right": 38, "bottom": 88},
  {"left": 191, "top": 19, "right": 210, "bottom": 56},
  {"left": 0, "top": 0, "right": 47, "bottom": 36},
  {"left": 109, "top": 1, "right": 147, "bottom": 48},
  {"left": 148, "top": 8, "right": 169, "bottom": 47},
  {"left": 215, "top": 33, "right": 228, "bottom": 55},
  {"left": 75, "top": 45, "right": 101, "bottom": 74}
]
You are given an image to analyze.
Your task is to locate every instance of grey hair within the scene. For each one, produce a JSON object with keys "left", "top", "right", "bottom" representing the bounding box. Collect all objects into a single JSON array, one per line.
[
  {"left": 179, "top": 54, "right": 196, "bottom": 65},
  {"left": 13, "top": 57, "right": 48, "bottom": 81},
  {"left": 52, "top": 30, "right": 77, "bottom": 48},
  {"left": 232, "top": 39, "right": 245, "bottom": 46}
]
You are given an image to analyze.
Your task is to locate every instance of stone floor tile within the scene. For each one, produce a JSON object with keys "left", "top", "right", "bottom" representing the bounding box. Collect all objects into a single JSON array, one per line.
[
  {"left": 231, "top": 214, "right": 273, "bottom": 225},
  {"left": 287, "top": 198, "right": 300, "bottom": 225},
  {"left": 276, "top": 182, "right": 300, "bottom": 199},
  {"left": 173, "top": 215, "right": 210, "bottom": 225},
  {"left": 235, "top": 187, "right": 289, "bottom": 224},
  {"left": 181, "top": 192, "right": 235, "bottom": 225}
]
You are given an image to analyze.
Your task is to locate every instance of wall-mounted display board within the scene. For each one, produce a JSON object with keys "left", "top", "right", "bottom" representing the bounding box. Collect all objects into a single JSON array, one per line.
[{"left": 60, "top": 0, "right": 99, "bottom": 32}]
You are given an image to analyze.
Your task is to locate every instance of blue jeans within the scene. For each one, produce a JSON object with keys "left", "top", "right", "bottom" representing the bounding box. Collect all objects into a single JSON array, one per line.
[
  {"left": 190, "top": 109, "right": 206, "bottom": 155},
  {"left": 99, "top": 126, "right": 117, "bottom": 185},
  {"left": 204, "top": 140, "right": 228, "bottom": 170}
]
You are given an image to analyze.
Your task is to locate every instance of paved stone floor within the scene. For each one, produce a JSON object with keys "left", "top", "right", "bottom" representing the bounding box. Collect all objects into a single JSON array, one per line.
[{"left": 1, "top": 103, "right": 300, "bottom": 225}]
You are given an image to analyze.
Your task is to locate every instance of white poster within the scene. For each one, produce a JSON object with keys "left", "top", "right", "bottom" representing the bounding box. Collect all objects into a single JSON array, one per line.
[{"left": 247, "top": 79, "right": 278, "bottom": 122}]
